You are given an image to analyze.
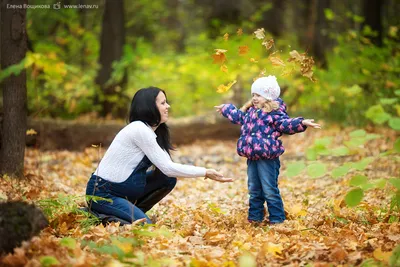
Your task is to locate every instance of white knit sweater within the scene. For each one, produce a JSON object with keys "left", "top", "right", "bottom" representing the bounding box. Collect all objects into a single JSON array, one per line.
[{"left": 94, "top": 121, "right": 206, "bottom": 183}]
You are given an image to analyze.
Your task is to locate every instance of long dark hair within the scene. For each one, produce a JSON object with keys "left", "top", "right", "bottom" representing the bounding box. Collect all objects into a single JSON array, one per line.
[{"left": 129, "top": 87, "right": 174, "bottom": 155}]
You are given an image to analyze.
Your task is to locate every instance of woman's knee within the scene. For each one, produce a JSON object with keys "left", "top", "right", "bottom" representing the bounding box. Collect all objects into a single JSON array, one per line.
[{"left": 167, "top": 177, "right": 177, "bottom": 189}]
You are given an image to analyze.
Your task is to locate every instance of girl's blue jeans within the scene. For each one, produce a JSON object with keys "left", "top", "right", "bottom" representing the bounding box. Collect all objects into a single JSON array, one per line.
[
  {"left": 86, "top": 156, "right": 177, "bottom": 224},
  {"left": 247, "top": 158, "right": 285, "bottom": 223}
]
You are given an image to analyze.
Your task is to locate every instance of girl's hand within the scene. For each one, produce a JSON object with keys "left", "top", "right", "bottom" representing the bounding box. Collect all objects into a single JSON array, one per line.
[
  {"left": 302, "top": 119, "right": 321, "bottom": 129},
  {"left": 205, "top": 169, "right": 233, "bottom": 183},
  {"left": 214, "top": 104, "right": 225, "bottom": 115}
]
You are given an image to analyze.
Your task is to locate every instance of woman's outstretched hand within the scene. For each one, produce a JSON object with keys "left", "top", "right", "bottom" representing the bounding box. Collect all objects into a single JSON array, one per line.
[
  {"left": 205, "top": 169, "right": 233, "bottom": 183},
  {"left": 302, "top": 119, "right": 321, "bottom": 129},
  {"left": 214, "top": 104, "right": 225, "bottom": 115}
]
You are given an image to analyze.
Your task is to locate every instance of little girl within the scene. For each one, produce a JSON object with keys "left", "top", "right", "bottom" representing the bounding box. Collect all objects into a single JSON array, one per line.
[{"left": 215, "top": 76, "right": 320, "bottom": 224}]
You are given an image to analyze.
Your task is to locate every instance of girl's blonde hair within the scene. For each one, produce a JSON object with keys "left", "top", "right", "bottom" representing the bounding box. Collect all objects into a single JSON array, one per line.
[{"left": 240, "top": 99, "right": 280, "bottom": 113}]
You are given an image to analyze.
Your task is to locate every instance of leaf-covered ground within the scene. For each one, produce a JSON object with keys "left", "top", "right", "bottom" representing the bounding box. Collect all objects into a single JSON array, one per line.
[{"left": 0, "top": 126, "right": 399, "bottom": 266}]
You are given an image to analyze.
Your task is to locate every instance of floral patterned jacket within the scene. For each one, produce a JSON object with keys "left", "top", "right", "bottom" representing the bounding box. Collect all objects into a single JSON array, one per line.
[{"left": 221, "top": 98, "right": 307, "bottom": 160}]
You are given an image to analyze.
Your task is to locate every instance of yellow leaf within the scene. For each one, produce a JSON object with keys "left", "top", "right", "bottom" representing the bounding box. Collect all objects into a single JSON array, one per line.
[
  {"left": 249, "top": 58, "right": 258, "bottom": 63},
  {"left": 217, "top": 80, "right": 237, "bottom": 93},
  {"left": 288, "top": 204, "right": 307, "bottom": 216},
  {"left": 26, "top": 129, "right": 37, "bottom": 136},
  {"left": 239, "top": 45, "right": 249, "bottom": 55},
  {"left": 373, "top": 248, "right": 392, "bottom": 263},
  {"left": 220, "top": 65, "right": 228, "bottom": 73},
  {"left": 254, "top": 28, "right": 265, "bottom": 39},
  {"left": 112, "top": 240, "right": 133, "bottom": 254},
  {"left": 263, "top": 242, "right": 283, "bottom": 257},
  {"left": 270, "top": 57, "right": 286, "bottom": 67},
  {"left": 237, "top": 28, "right": 243, "bottom": 36},
  {"left": 223, "top": 33, "right": 229, "bottom": 41}
]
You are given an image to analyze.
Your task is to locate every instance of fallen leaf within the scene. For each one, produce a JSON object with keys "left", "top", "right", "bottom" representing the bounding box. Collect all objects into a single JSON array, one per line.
[
  {"left": 239, "top": 45, "right": 249, "bottom": 55},
  {"left": 220, "top": 65, "right": 228, "bottom": 73},
  {"left": 26, "top": 129, "right": 37, "bottom": 135},
  {"left": 270, "top": 57, "right": 286, "bottom": 67},
  {"left": 212, "top": 49, "right": 228, "bottom": 64},
  {"left": 373, "top": 247, "right": 392, "bottom": 264},
  {"left": 254, "top": 28, "right": 265, "bottom": 39},
  {"left": 217, "top": 80, "right": 237, "bottom": 93},
  {"left": 223, "top": 33, "right": 229, "bottom": 41},
  {"left": 262, "top": 39, "right": 274, "bottom": 50}
]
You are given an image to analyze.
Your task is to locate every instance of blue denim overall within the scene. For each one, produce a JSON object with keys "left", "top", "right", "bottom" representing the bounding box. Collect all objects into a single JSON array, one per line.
[{"left": 86, "top": 156, "right": 177, "bottom": 224}]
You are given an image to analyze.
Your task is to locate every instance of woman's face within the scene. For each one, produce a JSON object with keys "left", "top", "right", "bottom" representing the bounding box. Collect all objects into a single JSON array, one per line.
[
  {"left": 252, "top": 93, "right": 267, "bottom": 108},
  {"left": 156, "top": 91, "right": 170, "bottom": 124}
]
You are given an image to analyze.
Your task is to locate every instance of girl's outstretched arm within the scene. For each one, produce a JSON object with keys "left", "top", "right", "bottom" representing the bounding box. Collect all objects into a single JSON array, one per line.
[
  {"left": 274, "top": 111, "right": 307, "bottom": 135},
  {"left": 302, "top": 119, "right": 321, "bottom": 129},
  {"left": 215, "top": 104, "right": 245, "bottom": 125}
]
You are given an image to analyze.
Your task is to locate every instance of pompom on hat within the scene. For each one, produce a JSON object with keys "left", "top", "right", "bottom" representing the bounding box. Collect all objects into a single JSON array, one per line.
[{"left": 251, "top": 75, "right": 280, "bottom": 100}]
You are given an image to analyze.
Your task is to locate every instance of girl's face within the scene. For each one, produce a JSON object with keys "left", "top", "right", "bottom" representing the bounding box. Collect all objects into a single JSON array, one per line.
[
  {"left": 156, "top": 91, "right": 170, "bottom": 124},
  {"left": 252, "top": 93, "right": 267, "bottom": 108}
]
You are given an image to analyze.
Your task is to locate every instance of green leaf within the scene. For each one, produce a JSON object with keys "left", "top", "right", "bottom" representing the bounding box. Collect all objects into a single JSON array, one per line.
[
  {"left": 40, "top": 256, "right": 60, "bottom": 267},
  {"left": 349, "top": 129, "right": 366, "bottom": 138},
  {"left": 345, "top": 188, "right": 364, "bottom": 207},
  {"left": 324, "top": 8, "right": 335, "bottom": 21},
  {"left": 345, "top": 137, "right": 367, "bottom": 148},
  {"left": 365, "top": 105, "right": 391, "bottom": 124},
  {"left": 286, "top": 162, "right": 306, "bottom": 178},
  {"left": 306, "top": 148, "right": 317, "bottom": 161},
  {"left": 389, "top": 178, "right": 400, "bottom": 190},
  {"left": 349, "top": 175, "right": 368, "bottom": 186},
  {"left": 331, "top": 165, "right": 352, "bottom": 179},
  {"left": 389, "top": 244, "right": 400, "bottom": 267},
  {"left": 346, "top": 84, "right": 362, "bottom": 96},
  {"left": 360, "top": 183, "right": 375, "bottom": 191},
  {"left": 395, "top": 90, "right": 400, "bottom": 97},
  {"left": 365, "top": 134, "right": 381, "bottom": 140},
  {"left": 372, "top": 179, "right": 387, "bottom": 189},
  {"left": 389, "top": 117, "right": 400, "bottom": 131},
  {"left": 60, "top": 237, "right": 76, "bottom": 249},
  {"left": 331, "top": 146, "right": 350, "bottom": 156},
  {"left": 380, "top": 98, "right": 398, "bottom": 105},
  {"left": 314, "top": 137, "right": 333, "bottom": 147},
  {"left": 394, "top": 138, "right": 400, "bottom": 153},
  {"left": 307, "top": 162, "right": 327, "bottom": 179},
  {"left": 352, "top": 157, "right": 374, "bottom": 171}
]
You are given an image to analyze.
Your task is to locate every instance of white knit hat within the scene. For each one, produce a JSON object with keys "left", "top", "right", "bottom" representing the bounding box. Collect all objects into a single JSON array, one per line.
[{"left": 251, "top": 75, "right": 280, "bottom": 100}]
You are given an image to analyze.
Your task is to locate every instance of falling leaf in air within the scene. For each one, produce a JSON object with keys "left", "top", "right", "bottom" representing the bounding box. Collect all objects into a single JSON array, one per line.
[
  {"left": 254, "top": 28, "right": 265, "bottom": 39},
  {"left": 262, "top": 38, "right": 274, "bottom": 50},
  {"left": 253, "top": 69, "right": 266, "bottom": 81},
  {"left": 26, "top": 129, "right": 38, "bottom": 136},
  {"left": 212, "top": 49, "right": 228, "bottom": 64},
  {"left": 220, "top": 65, "right": 228, "bottom": 73},
  {"left": 270, "top": 56, "right": 286, "bottom": 67},
  {"left": 223, "top": 33, "right": 229, "bottom": 41},
  {"left": 238, "top": 45, "right": 249, "bottom": 55},
  {"left": 217, "top": 80, "right": 237, "bottom": 93},
  {"left": 237, "top": 28, "right": 243, "bottom": 36},
  {"left": 288, "top": 50, "right": 317, "bottom": 81}
]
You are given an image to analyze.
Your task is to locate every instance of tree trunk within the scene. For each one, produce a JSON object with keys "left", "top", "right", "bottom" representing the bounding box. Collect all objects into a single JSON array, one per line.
[
  {"left": 305, "top": 0, "right": 330, "bottom": 67},
  {"left": 95, "top": 0, "right": 126, "bottom": 117},
  {"left": 0, "top": 0, "right": 28, "bottom": 178},
  {"left": 362, "top": 0, "right": 383, "bottom": 46},
  {"left": 259, "top": 0, "right": 286, "bottom": 37}
]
